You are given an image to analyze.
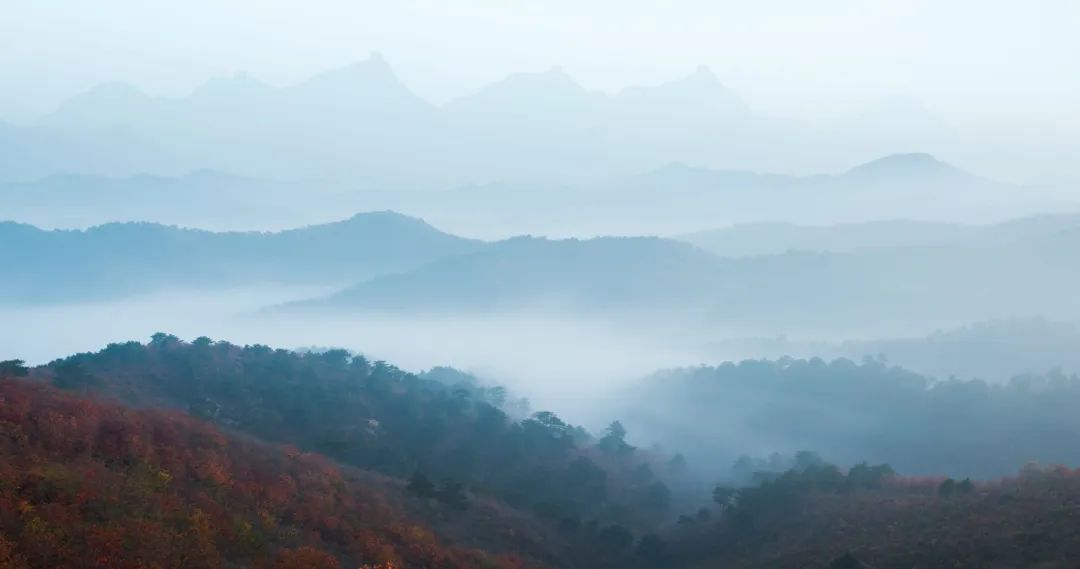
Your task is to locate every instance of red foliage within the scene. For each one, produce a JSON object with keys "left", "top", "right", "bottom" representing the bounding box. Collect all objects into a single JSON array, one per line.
[{"left": 0, "top": 379, "right": 540, "bottom": 569}]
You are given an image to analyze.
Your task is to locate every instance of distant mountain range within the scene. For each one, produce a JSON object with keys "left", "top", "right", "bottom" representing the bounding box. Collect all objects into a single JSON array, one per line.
[
  {"left": 0, "top": 54, "right": 963, "bottom": 187},
  {"left": 281, "top": 213, "right": 1080, "bottom": 333},
  {"left": 7, "top": 209, "right": 1080, "bottom": 333},
  {"left": 0, "top": 211, "right": 479, "bottom": 303},
  {"left": 5, "top": 152, "right": 1060, "bottom": 240},
  {"left": 680, "top": 212, "right": 1080, "bottom": 257},
  {"left": 290, "top": 236, "right": 723, "bottom": 314}
]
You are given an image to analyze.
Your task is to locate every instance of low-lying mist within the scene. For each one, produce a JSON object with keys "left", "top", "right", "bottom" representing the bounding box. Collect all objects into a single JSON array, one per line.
[{"left": 6, "top": 286, "right": 1080, "bottom": 458}]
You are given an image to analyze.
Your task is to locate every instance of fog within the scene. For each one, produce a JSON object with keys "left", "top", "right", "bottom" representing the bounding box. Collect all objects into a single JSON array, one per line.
[{"left": 0, "top": 287, "right": 698, "bottom": 426}]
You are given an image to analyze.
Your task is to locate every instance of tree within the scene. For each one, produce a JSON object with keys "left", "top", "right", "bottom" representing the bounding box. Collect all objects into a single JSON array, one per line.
[
  {"left": 436, "top": 478, "right": 470, "bottom": 511},
  {"left": 713, "top": 486, "right": 739, "bottom": 509},
  {"left": 597, "top": 524, "right": 634, "bottom": 553},
  {"left": 407, "top": 472, "right": 435, "bottom": 498},
  {"left": 938, "top": 478, "right": 956, "bottom": 498},
  {"left": 52, "top": 360, "right": 99, "bottom": 390},
  {"left": 635, "top": 534, "right": 668, "bottom": 565},
  {"left": 0, "top": 359, "right": 28, "bottom": 379},
  {"left": 642, "top": 482, "right": 671, "bottom": 512},
  {"left": 666, "top": 453, "right": 687, "bottom": 474},
  {"left": 273, "top": 546, "right": 341, "bottom": 569},
  {"left": 830, "top": 553, "right": 863, "bottom": 569},
  {"left": 597, "top": 421, "right": 634, "bottom": 456}
]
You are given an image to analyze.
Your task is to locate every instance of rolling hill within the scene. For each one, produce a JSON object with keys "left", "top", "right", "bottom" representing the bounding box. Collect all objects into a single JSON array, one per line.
[{"left": 0, "top": 211, "right": 480, "bottom": 304}]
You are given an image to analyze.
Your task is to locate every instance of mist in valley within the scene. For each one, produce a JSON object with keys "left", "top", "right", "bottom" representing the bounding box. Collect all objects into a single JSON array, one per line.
[{"left": 5, "top": 3, "right": 1080, "bottom": 567}]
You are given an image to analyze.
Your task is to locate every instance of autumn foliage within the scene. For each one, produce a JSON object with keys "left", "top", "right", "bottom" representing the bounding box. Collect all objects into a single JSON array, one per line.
[{"left": 0, "top": 379, "right": 535, "bottom": 569}]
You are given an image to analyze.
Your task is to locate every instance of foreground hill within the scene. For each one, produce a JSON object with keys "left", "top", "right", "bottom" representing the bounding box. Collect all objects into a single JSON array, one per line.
[
  {"left": 0, "top": 377, "right": 534, "bottom": 569},
  {"left": 12, "top": 337, "right": 1080, "bottom": 567},
  {"left": 0, "top": 212, "right": 480, "bottom": 304},
  {"left": 669, "top": 458, "right": 1080, "bottom": 568},
  {"left": 33, "top": 335, "right": 688, "bottom": 568}
]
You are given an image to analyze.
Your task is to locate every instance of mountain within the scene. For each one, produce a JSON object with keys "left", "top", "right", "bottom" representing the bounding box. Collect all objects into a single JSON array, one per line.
[
  {"left": 0, "top": 170, "right": 305, "bottom": 230},
  {"left": 610, "top": 66, "right": 750, "bottom": 124},
  {"left": 0, "top": 212, "right": 481, "bottom": 304},
  {"left": 842, "top": 152, "right": 975, "bottom": 184},
  {"left": 616, "top": 153, "right": 1045, "bottom": 230},
  {"left": 31, "top": 54, "right": 447, "bottom": 185},
  {"left": 681, "top": 213, "right": 1080, "bottom": 258},
  {"left": 291, "top": 236, "right": 725, "bottom": 314},
  {"left": 13, "top": 61, "right": 998, "bottom": 188},
  {"left": 282, "top": 221, "right": 1080, "bottom": 334}
]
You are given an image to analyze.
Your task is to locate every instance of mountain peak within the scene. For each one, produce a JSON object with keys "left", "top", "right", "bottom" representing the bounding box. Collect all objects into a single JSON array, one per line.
[
  {"left": 295, "top": 53, "right": 406, "bottom": 93},
  {"left": 446, "top": 66, "right": 594, "bottom": 115},
  {"left": 190, "top": 71, "right": 272, "bottom": 100},
  {"left": 845, "top": 153, "right": 970, "bottom": 181},
  {"left": 287, "top": 54, "right": 432, "bottom": 111},
  {"left": 614, "top": 66, "right": 748, "bottom": 116}
]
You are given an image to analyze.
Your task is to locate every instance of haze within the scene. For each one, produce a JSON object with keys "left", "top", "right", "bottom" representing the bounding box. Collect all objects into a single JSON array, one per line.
[
  {"left": 4, "top": 1, "right": 1080, "bottom": 183},
  {"left": 5, "top": 4, "right": 1080, "bottom": 567}
]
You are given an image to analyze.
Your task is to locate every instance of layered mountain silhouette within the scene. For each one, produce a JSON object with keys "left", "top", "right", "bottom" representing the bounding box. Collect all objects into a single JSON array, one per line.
[
  {"left": 278, "top": 213, "right": 1080, "bottom": 332},
  {"left": 0, "top": 211, "right": 479, "bottom": 303},
  {"left": 291, "top": 236, "right": 724, "bottom": 313},
  {"left": 2, "top": 55, "right": 969, "bottom": 187},
  {"left": 680, "top": 212, "right": 1080, "bottom": 257},
  {"left": 3, "top": 152, "right": 1030, "bottom": 240}
]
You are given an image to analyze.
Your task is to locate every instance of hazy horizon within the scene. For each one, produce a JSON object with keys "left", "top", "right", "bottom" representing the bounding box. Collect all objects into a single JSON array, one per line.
[{"left": 3, "top": 1, "right": 1080, "bottom": 184}]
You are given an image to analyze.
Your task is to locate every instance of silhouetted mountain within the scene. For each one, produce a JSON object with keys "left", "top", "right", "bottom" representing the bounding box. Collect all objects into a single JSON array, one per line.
[
  {"left": 843, "top": 152, "right": 974, "bottom": 183},
  {"left": 0, "top": 170, "right": 305, "bottom": 229},
  {"left": 8, "top": 60, "right": 1009, "bottom": 187},
  {"left": 0, "top": 212, "right": 480, "bottom": 303},
  {"left": 284, "top": 221, "right": 1080, "bottom": 333},
  {"left": 682, "top": 213, "right": 1080, "bottom": 257},
  {"left": 293, "top": 236, "right": 724, "bottom": 313}
]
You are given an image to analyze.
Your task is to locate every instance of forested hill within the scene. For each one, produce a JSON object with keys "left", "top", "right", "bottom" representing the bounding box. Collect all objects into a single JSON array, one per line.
[
  {"left": 10, "top": 338, "right": 1080, "bottom": 567},
  {"left": 0, "top": 211, "right": 480, "bottom": 303},
  {"left": 0, "top": 377, "right": 539, "bottom": 569},
  {"left": 26, "top": 335, "right": 689, "bottom": 568},
  {"left": 611, "top": 357, "right": 1080, "bottom": 479}
]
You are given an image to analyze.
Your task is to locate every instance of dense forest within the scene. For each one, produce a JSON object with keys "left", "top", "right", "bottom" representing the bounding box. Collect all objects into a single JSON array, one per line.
[
  {"left": 23, "top": 336, "right": 690, "bottom": 568},
  {"left": 7, "top": 337, "right": 1080, "bottom": 567},
  {"left": 615, "top": 357, "right": 1080, "bottom": 478},
  {"left": 0, "top": 376, "right": 534, "bottom": 568}
]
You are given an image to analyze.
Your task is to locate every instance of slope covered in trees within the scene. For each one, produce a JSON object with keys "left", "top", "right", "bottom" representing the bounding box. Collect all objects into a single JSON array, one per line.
[
  {"left": 0, "top": 377, "right": 535, "bottom": 569},
  {"left": 33, "top": 335, "right": 686, "bottom": 567},
  {"left": 12, "top": 337, "right": 1080, "bottom": 567},
  {"left": 669, "top": 457, "right": 1080, "bottom": 568},
  {"left": 614, "top": 357, "right": 1080, "bottom": 479}
]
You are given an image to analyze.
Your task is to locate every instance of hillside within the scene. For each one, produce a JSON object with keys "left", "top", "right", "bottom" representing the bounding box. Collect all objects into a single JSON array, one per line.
[
  {"left": 681, "top": 213, "right": 1080, "bottom": 258},
  {"left": 291, "top": 236, "right": 725, "bottom": 314},
  {"left": 668, "top": 459, "right": 1080, "bottom": 568},
  {"left": 608, "top": 357, "right": 1080, "bottom": 480},
  {"left": 0, "top": 212, "right": 480, "bottom": 304},
  {"left": 281, "top": 227, "right": 1080, "bottom": 332},
  {"left": 30, "top": 335, "right": 691, "bottom": 568},
  {"left": 0, "top": 376, "right": 536, "bottom": 569}
]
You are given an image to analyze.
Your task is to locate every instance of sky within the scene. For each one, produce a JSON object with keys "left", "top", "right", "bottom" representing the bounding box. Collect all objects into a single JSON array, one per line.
[{"left": 2, "top": 0, "right": 1078, "bottom": 181}]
